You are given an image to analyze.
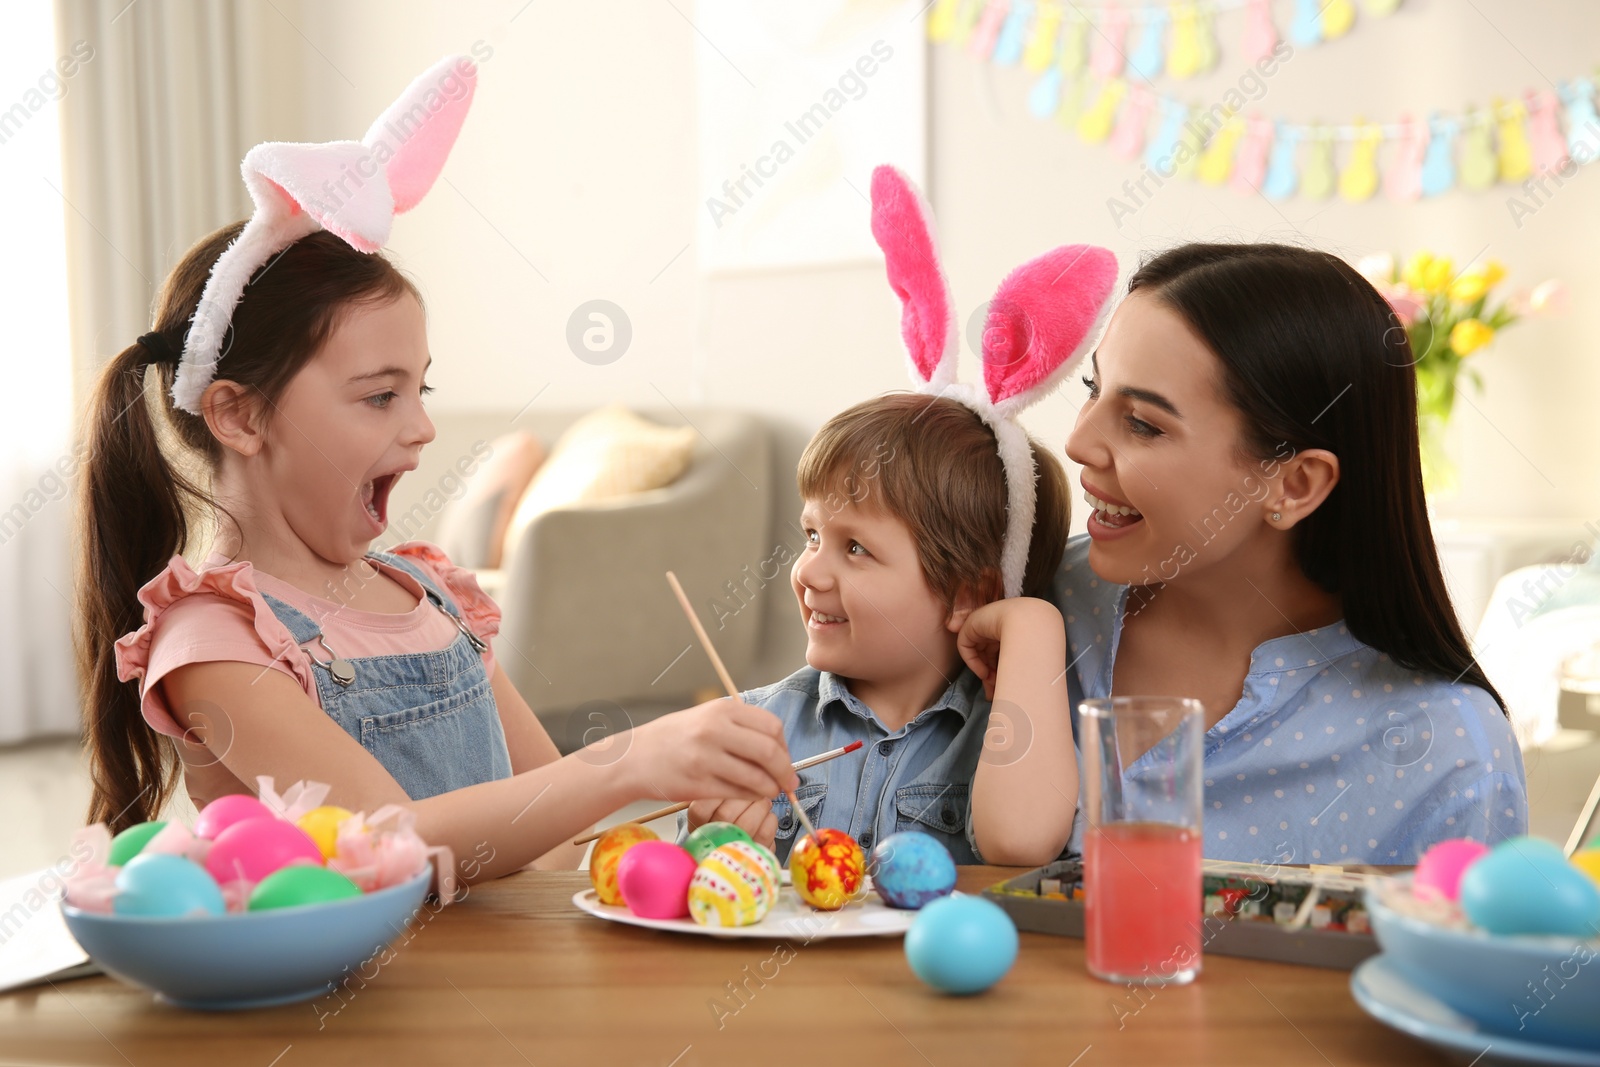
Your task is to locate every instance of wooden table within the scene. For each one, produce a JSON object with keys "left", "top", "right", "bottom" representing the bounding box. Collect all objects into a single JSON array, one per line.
[{"left": 0, "top": 867, "right": 1447, "bottom": 1066}]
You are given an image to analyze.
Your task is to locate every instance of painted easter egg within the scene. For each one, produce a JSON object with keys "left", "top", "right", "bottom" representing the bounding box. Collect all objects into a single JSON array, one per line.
[
  {"left": 1571, "top": 849, "right": 1600, "bottom": 890},
  {"left": 194, "top": 794, "right": 275, "bottom": 840},
  {"left": 295, "top": 805, "right": 355, "bottom": 860},
  {"left": 1459, "top": 836, "right": 1600, "bottom": 937},
  {"left": 248, "top": 864, "right": 363, "bottom": 911},
  {"left": 204, "top": 818, "right": 323, "bottom": 886},
  {"left": 113, "top": 853, "right": 226, "bottom": 918},
  {"left": 688, "top": 841, "right": 779, "bottom": 927},
  {"left": 1413, "top": 838, "right": 1490, "bottom": 902},
  {"left": 789, "top": 828, "right": 865, "bottom": 911},
  {"left": 589, "top": 822, "right": 659, "bottom": 906},
  {"left": 616, "top": 840, "right": 697, "bottom": 920},
  {"left": 108, "top": 820, "right": 168, "bottom": 866},
  {"left": 684, "top": 821, "right": 753, "bottom": 864},
  {"left": 904, "top": 894, "right": 1019, "bottom": 994},
  {"left": 869, "top": 831, "right": 958, "bottom": 909}
]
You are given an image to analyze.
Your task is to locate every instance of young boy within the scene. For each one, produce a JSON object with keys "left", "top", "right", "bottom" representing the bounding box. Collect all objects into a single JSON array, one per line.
[{"left": 685, "top": 393, "right": 1079, "bottom": 866}]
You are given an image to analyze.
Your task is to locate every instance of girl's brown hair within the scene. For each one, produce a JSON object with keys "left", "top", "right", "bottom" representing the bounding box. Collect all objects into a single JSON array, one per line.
[
  {"left": 77, "top": 223, "right": 420, "bottom": 832},
  {"left": 797, "top": 393, "right": 1070, "bottom": 604}
]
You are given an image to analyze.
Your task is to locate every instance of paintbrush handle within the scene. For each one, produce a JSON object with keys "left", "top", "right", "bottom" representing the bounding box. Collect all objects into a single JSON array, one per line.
[{"left": 666, "top": 570, "right": 740, "bottom": 699}]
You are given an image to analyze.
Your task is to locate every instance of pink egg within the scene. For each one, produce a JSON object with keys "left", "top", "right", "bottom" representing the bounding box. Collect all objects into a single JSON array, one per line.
[
  {"left": 615, "top": 841, "right": 697, "bottom": 919},
  {"left": 204, "top": 817, "right": 323, "bottom": 885},
  {"left": 1415, "top": 838, "right": 1491, "bottom": 902},
  {"left": 194, "top": 794, "right": 276, "bottom": 841}
]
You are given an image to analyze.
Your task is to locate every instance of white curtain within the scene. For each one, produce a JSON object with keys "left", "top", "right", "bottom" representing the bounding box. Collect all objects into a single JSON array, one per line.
[
  {"left": 0, "top": 2, "right": 274, "bottom": 741},
  {"left": 0, "top": 6, "right": 79, "bottom": 741}
]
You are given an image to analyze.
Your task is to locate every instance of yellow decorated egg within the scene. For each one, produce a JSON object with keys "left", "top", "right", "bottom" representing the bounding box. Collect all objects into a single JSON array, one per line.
[
  {"left": 688, "top": 841, "right": 779, "bottom": 927},
  {"left": 295, "top": 805, "right": 355, "bottom": 859},
  {"left": 1572, "top": 849, "right": 1600, "bottom": 890},
  {"left": 789, "top": 828, "right": 866, "bottom": 911},
  {"left": 589, "top": 822, "right": 659, "bottom": 905}
]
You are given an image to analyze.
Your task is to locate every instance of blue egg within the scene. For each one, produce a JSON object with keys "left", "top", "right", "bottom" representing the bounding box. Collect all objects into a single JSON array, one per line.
[
  {"left": 1459, "top": 836, "right": 1600, "bottom": 937},
  {"left": 870, "top": 831, "right": 957, "bottom": 909},
  {"left": 904, "top": 894, "right": 1018, "bottom": 994},
  {"left": 114, "top": 853, "right": 226, "bottom": 918}
]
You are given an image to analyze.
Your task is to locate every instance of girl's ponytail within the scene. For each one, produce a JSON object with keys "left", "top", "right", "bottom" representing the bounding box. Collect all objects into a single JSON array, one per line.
[
  {"left": 77, "top": 336, "right": 208, "bottom": 830},
  {"left": 74, "top": 223, "right": 420, "bottom": 833}
]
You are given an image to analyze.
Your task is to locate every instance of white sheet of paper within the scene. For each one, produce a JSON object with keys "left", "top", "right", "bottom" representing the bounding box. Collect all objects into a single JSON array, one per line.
[{"left": 0, "top": 869, "right": 101, "bottom": 993}]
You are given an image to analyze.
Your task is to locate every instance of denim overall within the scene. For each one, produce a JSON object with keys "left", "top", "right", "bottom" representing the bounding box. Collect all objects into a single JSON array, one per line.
[{"left": 258, "top": 551, "right": 512, "bottom": 800}]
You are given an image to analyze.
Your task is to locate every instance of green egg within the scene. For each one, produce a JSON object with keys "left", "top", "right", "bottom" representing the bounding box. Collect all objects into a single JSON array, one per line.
[
  {"left": 108, "top": 820, "right": 168, "bottom": 866},
  {"left": 247, "top": 864, "right": 362, "bottom": 911},
  {"left": 685, "top": 821, "right": 754, "bottom": 864}
]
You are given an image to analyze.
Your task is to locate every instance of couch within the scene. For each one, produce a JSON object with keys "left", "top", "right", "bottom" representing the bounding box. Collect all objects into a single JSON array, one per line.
[{"left": 384, "top": 407, "right": 794, "bottom": 748}]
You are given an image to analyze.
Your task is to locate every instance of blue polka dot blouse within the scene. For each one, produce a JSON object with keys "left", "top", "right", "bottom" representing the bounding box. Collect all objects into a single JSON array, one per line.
[{"left": 1052, "top": 535, "right": 1529, "bottom": 864}]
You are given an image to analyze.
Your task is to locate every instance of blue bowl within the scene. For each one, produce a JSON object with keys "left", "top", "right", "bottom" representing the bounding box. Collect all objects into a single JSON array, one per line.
[
  {"left": 1366, "top": 875, "right": 1599, "bottom": 1050},
  {"left": 60, "top": 868, "right": 431, "bottom": 1010}
]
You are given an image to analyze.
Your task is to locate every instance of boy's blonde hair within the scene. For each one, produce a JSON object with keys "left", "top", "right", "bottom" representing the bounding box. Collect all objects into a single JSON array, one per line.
[{"left": 797, "top": 393, "right": 1070, "bottom": 604}]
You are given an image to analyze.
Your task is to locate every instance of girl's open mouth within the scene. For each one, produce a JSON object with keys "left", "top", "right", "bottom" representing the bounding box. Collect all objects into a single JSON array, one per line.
[{"left": 361, "top": 473, "right": 399, "bottom": 529}]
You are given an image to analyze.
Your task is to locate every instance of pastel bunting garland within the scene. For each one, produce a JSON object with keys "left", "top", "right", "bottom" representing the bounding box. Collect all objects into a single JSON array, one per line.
[
  {"left": 930, "top": 0, "right": 1391, "bottom": 80},
  {"left": 933, "top": 1, "right": 1599, "bottom": 202}
]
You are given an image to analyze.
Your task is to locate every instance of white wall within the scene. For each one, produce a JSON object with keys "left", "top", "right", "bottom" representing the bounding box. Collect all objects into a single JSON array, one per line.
[
  {"left": 260, "top": 0, "right": 1600, "bottom": 688},
  {"left": 279, "top": 0, "right": 1600, "bottom": 539}
]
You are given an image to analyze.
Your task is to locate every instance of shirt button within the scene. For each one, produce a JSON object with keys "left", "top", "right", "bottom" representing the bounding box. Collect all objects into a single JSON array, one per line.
[
  {"left": 877, "top": 741, "right": 892, "bottom": 755},
  {"left": 860, "top": 831, "right": 874, "bottom": 849}
]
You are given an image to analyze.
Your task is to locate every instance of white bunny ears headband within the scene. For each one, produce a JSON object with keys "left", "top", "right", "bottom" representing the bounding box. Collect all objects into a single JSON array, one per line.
[
  {"left": 868, "top": 166, "right": 1119, "bottom": 599},
  {"left": 168, "top": 55, "right": 477, "bottom": 415}
]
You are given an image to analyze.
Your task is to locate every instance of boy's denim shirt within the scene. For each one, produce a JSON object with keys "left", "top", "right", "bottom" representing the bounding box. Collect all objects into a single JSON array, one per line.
[{"left": 681, "top": 666, "right": 994, "bottom": 865}]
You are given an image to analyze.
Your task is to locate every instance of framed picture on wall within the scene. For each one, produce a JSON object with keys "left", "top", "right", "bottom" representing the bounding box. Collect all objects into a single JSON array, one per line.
[{"left": 694, "top": 0, "right": 927, "bottom": 273}]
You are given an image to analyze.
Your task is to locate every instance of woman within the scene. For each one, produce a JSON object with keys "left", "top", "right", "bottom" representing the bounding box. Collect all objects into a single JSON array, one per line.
[{"left": 1057, "top": 243, "right": 1526, "bottom": 864}]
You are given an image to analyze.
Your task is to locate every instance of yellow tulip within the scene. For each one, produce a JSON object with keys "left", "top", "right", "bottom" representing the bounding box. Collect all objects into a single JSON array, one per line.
[
  {"left": 1423, "top": 258, "right": 1454, "bottom": 294},
  {"left": 1404, "top": 252, "right": 1454, "bottom": 295},
  {"left": 1480, "top": 259, "right": 1507, "bottom": 287},
  {"left": 1449, "top": 319, "right": 1495, "bottom": 357},
  {"left": 1449, "top": 273, "right": 1488, "bottom": 304},
  {"left": 1402, "top": 251, "right": 1435, "bottom": 292}
]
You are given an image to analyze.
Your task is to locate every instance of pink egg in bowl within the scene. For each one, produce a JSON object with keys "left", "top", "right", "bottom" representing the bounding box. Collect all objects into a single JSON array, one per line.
[{"left": 204, "top": 818, "right": 324, "bottom": 886}]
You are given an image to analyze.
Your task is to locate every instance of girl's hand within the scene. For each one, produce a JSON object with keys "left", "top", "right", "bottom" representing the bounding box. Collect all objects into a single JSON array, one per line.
[
  {"left": 684, "top": 797, "right": 779, "bottom": 850},
  {"left": 618, "top": 698, "right": 797, "bottom": 805}
]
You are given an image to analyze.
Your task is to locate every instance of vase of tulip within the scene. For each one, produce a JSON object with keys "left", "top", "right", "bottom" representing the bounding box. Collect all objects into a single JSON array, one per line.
[{"left": 1356, "top": 251, "right": 1564, "bottom": 498}]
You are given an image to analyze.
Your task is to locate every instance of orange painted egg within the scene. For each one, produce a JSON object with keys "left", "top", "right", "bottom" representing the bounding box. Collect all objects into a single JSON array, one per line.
[
  {"left": 589, "top": 822, "right": 658, "bottom": 905},
  {"left": 789, "top": 828, "right": 866, "bottom": 911}
]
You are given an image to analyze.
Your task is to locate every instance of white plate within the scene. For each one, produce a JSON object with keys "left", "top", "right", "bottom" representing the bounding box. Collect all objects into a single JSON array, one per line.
[{"left": 571, "top": 874, "right": 916, "bottom": 940}]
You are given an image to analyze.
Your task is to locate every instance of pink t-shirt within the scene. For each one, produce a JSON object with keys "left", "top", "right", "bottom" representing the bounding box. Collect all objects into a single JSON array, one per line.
[{"left": 114, "top": 542, "right": 500, "bottom": 742}]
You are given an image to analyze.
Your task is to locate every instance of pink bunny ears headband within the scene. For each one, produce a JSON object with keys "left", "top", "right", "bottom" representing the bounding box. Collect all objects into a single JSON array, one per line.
[
  {"left": 869, "top": 165, "right": 1119, "bottom": 599},
  {"left": 169, "top": 55, "right": 477, "bottom": 414}
]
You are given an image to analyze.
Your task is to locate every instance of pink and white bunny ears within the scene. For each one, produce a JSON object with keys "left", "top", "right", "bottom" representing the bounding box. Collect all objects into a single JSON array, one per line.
[
  {"left": 172, "top": 55, "right": 477, "bottom": 414},
  {"left": 869, "top": 165, "right": 1118, "bottom": 598}
]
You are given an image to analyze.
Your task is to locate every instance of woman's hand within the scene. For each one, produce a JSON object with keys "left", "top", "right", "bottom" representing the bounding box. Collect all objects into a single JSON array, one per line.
[
  {"left": 616, "top": 698, "right": 797, "bottom": 805},
  {"left": 684, "top": 797, "right": 779, "bottom": 850}
]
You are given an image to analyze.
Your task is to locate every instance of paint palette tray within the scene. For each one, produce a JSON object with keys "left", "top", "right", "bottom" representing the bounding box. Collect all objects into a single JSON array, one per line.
[{"left": 982, "top": 858, "right": 1380, "bottom": 970}]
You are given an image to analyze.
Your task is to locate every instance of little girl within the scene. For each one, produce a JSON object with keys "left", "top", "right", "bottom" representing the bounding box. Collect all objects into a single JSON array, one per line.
[{"left": 74, "top": 57, "right": 795, "bottom": 883}]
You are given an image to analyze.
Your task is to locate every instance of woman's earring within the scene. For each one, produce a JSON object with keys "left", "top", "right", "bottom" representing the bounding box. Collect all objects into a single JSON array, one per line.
[{"left": 1271, "top": 511, "right": 1282, "bottom": 522}]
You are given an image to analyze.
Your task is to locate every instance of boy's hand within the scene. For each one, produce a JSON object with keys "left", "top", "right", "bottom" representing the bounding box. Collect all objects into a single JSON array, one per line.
[
  {"left": 620, "top": 698, "right": 797, "bottom": 803},
  {"left": 684, "top": 797, "right": 779, "bottom": 850}
]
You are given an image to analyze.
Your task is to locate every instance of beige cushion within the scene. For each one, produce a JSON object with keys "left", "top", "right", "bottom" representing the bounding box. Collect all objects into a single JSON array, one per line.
[
  {"left": 436, "top": 431, "right": 546, "bottom": 569},
  {"left": 502, "top": 406, "right": 696, "bottom": 554}
]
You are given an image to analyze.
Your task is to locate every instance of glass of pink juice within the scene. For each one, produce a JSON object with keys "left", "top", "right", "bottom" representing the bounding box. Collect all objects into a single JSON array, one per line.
[{"left": 1079, "top": 697, "right": 1205, "bottom": 985}]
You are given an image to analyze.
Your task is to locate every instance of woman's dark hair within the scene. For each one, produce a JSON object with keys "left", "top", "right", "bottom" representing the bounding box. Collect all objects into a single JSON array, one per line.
[
  {"left": 1128, "top": 242, "right": 1507, "bottom": 715},
  {"left": 76, "top": 223, "right": 421, "bottom": 832}
]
